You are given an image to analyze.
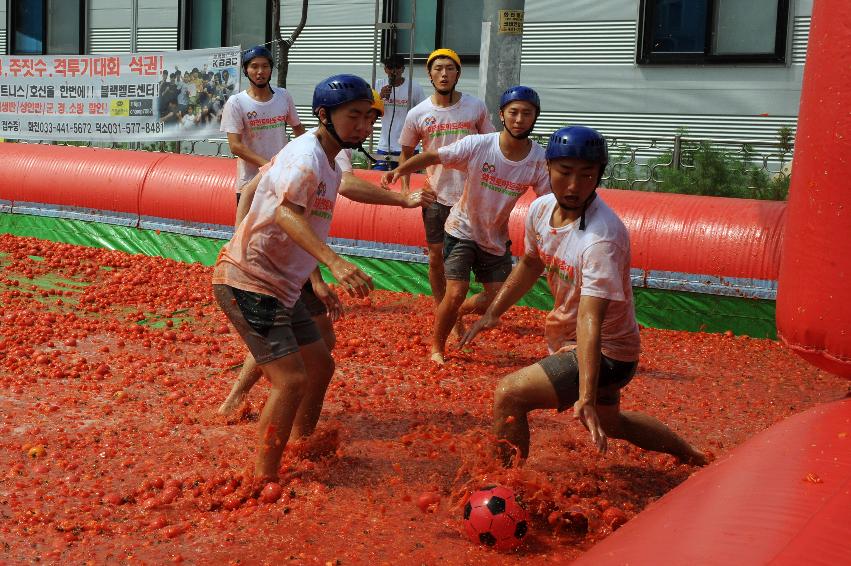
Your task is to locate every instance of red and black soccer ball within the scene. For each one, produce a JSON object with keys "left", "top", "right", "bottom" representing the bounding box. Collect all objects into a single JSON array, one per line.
[{"left": 463, "top": 485, "right": 529, "bottom": 551}]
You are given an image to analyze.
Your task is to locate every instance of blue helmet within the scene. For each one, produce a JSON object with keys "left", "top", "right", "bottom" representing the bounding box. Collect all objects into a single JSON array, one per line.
[
  {"left": 499, "top": 85, "right": 540, "bottom": 114},
  {"left": 242, "top": 46, "right": 274, "bottom": 71},
  {"left": 312, "top": 74, "right": 373, "bottom": 116},
  {"left": 545, "top": 126, "right": 608, "bottom": 166}
]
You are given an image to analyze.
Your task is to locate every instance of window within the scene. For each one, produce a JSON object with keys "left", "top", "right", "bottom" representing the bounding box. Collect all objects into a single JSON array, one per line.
[
  {"left": 383, "top": 0, "right": 483, "bottom": 61},
  {"left": 179, "top": 0, "right": 270, "bottom": 50},
  {"left": 8, "top": 0, "right": 84, "bottom": 55},
  {"left": 637, "top": 0, "right": 790, "bottom": 64}
]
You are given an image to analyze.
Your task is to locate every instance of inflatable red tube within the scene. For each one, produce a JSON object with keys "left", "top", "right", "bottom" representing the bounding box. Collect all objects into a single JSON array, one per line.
[
  {"left": 776, "top": 0, "right": 851, "bottom": 379},
  {"left": 1, "top": 144, "right": 784, "bottom": 286},
  {"left": 573, "top": 398, "right": 851, "bottom": 566}
]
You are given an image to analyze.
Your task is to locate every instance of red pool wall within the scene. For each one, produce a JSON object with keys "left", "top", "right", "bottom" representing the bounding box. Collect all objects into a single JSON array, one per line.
[
  {"left": 572, "top": 398, "right": 851, "bottom": 566},
  {"left": 0, "top": 144, "right": 785, "bottom": 284},
  {"left": 776, "top": 0, "right": 851, "bottom": 379}
]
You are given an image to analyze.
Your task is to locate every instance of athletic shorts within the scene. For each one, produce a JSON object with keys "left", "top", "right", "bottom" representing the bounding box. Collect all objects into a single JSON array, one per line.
[
  {"left": 422, "top": 202, "right": 453, "bottom": 245},
  {"left": 213, "top": 284, "right": 322, "bottom": 365},
  {"left": 299, "top": 280, "right": 328, "bottom": 317},
  {"left": 443, "top": 233, "right": 513, "bottom": 283},
  {"left": 537, "top": 350, "right": 637, "bottom": 411}
]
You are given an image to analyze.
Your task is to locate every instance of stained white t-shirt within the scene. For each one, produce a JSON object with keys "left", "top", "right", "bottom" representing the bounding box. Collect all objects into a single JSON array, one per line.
[
  {"left": 220, "top": 88, "right": 302, "bottom": 192},
  {"left": 374, "top": 78, "right": 426, "bottom": 153},
  {"left": 213, "top": 132, "right": 341, "bottom": 307},
  {"left": 524, "top": 194, "right": 641, "bottom": 361},
  {"left": 439, "top": 132, "right": 550, "bottom": 256},
  {"left": 258, "top": 129, "right": 352, "bottom": 177},
  {"left": 398, "top": 93, "right": 495, "bottom": 206}
]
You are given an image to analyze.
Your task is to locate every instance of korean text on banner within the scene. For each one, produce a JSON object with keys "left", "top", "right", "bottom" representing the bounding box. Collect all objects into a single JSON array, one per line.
[{"left": 0, "top": 47, "right": 241, "bottom": 142}]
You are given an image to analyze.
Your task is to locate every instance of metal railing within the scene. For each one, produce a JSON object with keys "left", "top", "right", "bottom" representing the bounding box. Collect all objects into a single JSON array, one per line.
[{"left": 602, "top": 134, "right": 794, "bottom": 192}]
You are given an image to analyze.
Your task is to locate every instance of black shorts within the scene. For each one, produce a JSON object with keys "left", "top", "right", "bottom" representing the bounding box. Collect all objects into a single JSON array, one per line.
[
  {"left": 443, "top": 233, "right": 513, "bottom": 283},
  {"left": 538, "top": 350, "right": 637, "bottom": 411},
  {"left": 299, "top": 280, "right": 328, "bottom": 317},
  {"left": 422, "top": 202, "right": 453, "bottom": 245},
  {"left": 213, "top": 284, "right": 322, "bottom": 365}
]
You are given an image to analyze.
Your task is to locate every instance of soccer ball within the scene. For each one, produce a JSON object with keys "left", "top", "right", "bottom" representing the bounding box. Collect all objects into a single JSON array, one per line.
[{"left": 463, "top": 485, "right": 529, "bottom": 551}]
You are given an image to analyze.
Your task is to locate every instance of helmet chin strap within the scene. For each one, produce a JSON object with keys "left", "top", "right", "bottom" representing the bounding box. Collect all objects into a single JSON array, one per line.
[
  {"left": 322, "top": 115, "right": 362, "bottom": 150},
  {"left": 555, "top": 190, "right": 597, "bottom": 231},
  {"left": 578, "top": 191, "right": 597, "bottom": 231},
  {"left": 501, "top": 117, "right": 538, "bottom": 140}
]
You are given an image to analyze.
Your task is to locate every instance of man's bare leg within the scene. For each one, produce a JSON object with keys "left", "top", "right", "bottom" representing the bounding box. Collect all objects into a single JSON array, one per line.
[
  {"left": 492, "top": 364, "right": 560, "bottom": 466},
  {"left": 454, "top": 281, "right": 503, "bottom": 342},
  {"left": 218, "top": 352, "right": 263, "bottom": 415},
  {"left": 427, "top": 242, "right": 447, "bottom": 307},
  {"left": 254, "top": 353, "right": 309, "bottom": 480},
  {"left": 596, "top": 405, "right": 709, "bottom": 465},
  {"left": 431, "top": 279, "right": 469, "bottom": 364},
  {"left": 313, "top": 314, "right": 336, "bottom": 351},
  {"left": 288, "top": 339, "right": 335, "bottom": 441}
]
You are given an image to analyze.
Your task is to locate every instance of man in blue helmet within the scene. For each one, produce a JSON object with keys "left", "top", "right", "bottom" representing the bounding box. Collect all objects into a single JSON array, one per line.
[
  {"left": 212, "top": 74, "right": 377, "bottom": 482},
  {"left": 220, "top": 46, "right": 306, "bottom": 203},
  {"left": 460, "top": 126, "right": 709, "bottom": 467},
  {"left": 385, "top": 86, "right": 549, "bottom": 365}
]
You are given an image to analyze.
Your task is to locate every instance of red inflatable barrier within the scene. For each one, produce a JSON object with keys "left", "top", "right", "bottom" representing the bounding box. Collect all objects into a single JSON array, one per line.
[
  {"left": 338, "top": 170, "right": 785, "bottom": 281},
  {"left": 573, "top": 398, "right": 851, "bottom": 566},
  {"left": 0, "top": 143, "right": 164, "bottom": 217},
  {"left": 140, "top": 153, "right": 236, "bottom": 227},
  {"left": 776, "top": 0, "right": 851, "bottom": 379},
  {"left": 0, "top": 144, "right": 784, "bottom": 286}
]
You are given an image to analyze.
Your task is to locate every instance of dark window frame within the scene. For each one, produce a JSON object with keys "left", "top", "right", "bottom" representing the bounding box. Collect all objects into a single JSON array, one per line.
[
  {"left": 381, "top": 0, "right": 481, "bottom": 65},
  {"left": 7, "top": 0, "right": 86, "bottom": 55},
  {"left": 637, "top": 0, "right": 791, "bottom": 65},
  {"left": 179, "top": 0, "right": 274, "bottom": 50}
]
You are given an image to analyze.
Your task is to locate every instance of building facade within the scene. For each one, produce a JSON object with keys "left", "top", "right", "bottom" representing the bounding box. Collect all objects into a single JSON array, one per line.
[{"left": 1, "top": 0, "right": 811, "bottom": 147}]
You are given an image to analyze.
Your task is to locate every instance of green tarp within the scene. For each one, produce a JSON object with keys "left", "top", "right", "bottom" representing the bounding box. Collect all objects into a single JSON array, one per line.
[{"left": 0, "top": 212, "right": 776, "bottom": 338}]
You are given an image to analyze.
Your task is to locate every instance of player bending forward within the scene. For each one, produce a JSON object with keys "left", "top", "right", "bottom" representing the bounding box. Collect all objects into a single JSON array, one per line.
[{"left": 460, "top": 126, "right": 709, "bottom": 467}]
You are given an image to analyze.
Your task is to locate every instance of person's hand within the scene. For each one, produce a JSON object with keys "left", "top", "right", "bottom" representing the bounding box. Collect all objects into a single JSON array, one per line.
[
  {"left": 573, "top": 400, "right": 607, "bottom": 455},
  {"left": 381, "top": 169, "right": 400, "bottom": 189},
  {"left": 312, "top": 280, "right": 343, "bottom": 321},
  {"left": 328, "top": 258, "right": 373, "bottom": 298},
  {"left": 458, "top": 313, "right": 499, "bottom": 349},
  {"left": 402, "top": 188, "right": 436, "bottom": 208}
]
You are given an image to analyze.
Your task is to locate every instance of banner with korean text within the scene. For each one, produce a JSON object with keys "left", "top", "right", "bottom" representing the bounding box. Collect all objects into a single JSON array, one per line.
[{"left": 0, "top": 46, "right": 241, "bottom": 142}]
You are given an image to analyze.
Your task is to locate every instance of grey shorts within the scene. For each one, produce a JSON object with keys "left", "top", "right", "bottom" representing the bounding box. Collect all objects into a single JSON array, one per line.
[
  {"left": 538, "top": 350, "right": 637, "bottom": 411},
  {"left": 422, "top": 202, "right": 453, "bottom": 245},
  {"left": 213, "top": 284, "right": 322, "bottom": 365},
  {"left": 443, "top": 233, "right": 513, "bottom": 283},
  {"left": 299, "top": 280, "right": 328, "bottom": 317}
]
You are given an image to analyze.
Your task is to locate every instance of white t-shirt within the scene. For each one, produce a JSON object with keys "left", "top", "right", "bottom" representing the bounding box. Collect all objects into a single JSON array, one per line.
[
  {"left": 439, "top": 132, "right": 550, "bottom": 256},
  {"left": 220, "top": 88, "right": 302, "bottom": 192},
  {"left": 398, "top": 93, "right": 495, "bottom": 206},
  {"left": 213, "top": 132, "right": 341, "bottom": 307},
  {"left": 373, "top": 78, "right": 425, "bottom": 153},
  {"left": 524, "top": 194, "right": 641, "bottom": 362}
]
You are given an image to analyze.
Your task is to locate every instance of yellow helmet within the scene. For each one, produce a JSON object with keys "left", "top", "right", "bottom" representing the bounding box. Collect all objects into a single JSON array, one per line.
[
  {"left": 426, "top": 48, "right": 461, "bottom": 70},
  {"left": 370, "top": 88, "right": 384, "bottom": 117}
]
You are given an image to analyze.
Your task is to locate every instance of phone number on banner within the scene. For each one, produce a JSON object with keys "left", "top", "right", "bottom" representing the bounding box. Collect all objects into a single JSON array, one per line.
[{"left": 3, "top": 120, "right": 166, "bottom": 136}]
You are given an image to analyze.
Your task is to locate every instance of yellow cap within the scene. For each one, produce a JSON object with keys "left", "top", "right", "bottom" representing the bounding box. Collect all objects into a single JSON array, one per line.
[
  {"left": 370, "top": 89, "right": 384, "bottom": 117},
  {"left": 426, "top": 48, "right": 461, "bottom": 70}
]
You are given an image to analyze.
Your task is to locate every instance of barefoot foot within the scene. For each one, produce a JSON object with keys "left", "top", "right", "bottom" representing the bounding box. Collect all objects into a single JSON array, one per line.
[{"left": 217, "top": 389, "right": 248, "bottom": 416}]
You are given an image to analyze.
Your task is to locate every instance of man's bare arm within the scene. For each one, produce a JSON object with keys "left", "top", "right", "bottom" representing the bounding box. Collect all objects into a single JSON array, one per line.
[{"left": 574, "top": 295, "right": 610, "bottom": 454}]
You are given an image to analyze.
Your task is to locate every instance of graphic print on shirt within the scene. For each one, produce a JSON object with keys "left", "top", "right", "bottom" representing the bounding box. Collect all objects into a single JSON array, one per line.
[
  {"left": 479, "top": 161, "right": 529, "bottom": 198},
  {"left": 311, "top": 181, "right": 333, "bottom": 220},
  {"left": 424, "top": 115, "right": 475, "bottom": 140}
]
